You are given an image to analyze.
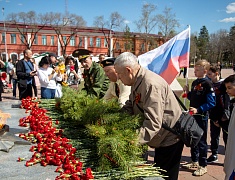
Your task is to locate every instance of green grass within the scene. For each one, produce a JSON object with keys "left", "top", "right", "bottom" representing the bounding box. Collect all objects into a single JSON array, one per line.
[{"left": 177, "top": 78, "right": 194, "bottom": 109}]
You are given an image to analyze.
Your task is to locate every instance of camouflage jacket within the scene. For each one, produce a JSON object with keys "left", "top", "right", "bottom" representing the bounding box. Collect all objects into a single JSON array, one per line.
[{"left": 83, "top": 61, "right": 109, "bottom": 98}]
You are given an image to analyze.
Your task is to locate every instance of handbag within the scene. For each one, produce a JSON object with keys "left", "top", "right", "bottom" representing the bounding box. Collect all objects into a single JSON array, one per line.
[
  {"left": 55, "top": 83, "right": 63, "bottom": 98},
  {"left": 162, "top": 92, "right": 204, "bottom": 148}
]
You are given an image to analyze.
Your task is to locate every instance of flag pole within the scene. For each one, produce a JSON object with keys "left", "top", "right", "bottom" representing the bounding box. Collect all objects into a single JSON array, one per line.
[
  {"left": 184, "top": 67, "right": 189, "bottom": 105},
  {"left": 184, "top": 25, "right": 191, "bottom": 106}
]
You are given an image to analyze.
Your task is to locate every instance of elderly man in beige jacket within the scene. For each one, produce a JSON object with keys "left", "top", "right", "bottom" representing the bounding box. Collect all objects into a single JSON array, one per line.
[{"left": 114, "top": 52, "right": 183, "bottom": 180}]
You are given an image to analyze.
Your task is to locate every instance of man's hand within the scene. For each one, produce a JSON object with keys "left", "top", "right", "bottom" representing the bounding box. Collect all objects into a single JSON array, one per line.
[
  {"left": 213, "top": 120, "right": 220, "bottom": 127},
  {"left": 183, "top": 84, "right": 189, "bottom": 93},
  {"left": 30, "top": 71, "right": 37, "bottom": 77},
  {"left": 70, "top": 70, "right": 76, "bottom": 74},
  {"left": 189, "top": 107, "right": 197, "bottom": 114},
  {"left": 54, "top": 66, "right": 59, "bottom": 72}
]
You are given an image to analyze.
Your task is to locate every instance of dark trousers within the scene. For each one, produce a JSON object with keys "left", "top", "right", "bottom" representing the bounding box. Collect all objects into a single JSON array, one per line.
[
  {"left": 183, "top": 67, "right": 187, "bottom": 78},
  {"left": 0, "top": 79, "right": 3, "bottom": 101},
  {"left": 32, "top": 84, "right": 37, "bottom": 97},
  {"left": 32, "top": 77, "right": 37, "bottom": 97},
  {"left": 19, "top": 84, "right": 33, "bottom": 100},
  {"left": 8, "top": 74, "right": 13, "bottom": 84},
  {"left": 12, "top": 79, "right": 18, "bottom": 97},
  {"left": 210, "top": 119, "right": 229, "bottom": 155},
  {"left": 191, "top": 116, "right": 208, "bottom": 167},
  {"left": 154, "top": 140, "right": 184, "bottom": 180}
]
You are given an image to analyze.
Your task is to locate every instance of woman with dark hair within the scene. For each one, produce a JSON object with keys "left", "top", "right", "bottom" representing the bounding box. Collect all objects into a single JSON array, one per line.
[
  {"left": 37, "top": 56, "right": 62, "bottom": 99},
  {"left": 65, "top": 56, "right": 82, "bottom": 89}
]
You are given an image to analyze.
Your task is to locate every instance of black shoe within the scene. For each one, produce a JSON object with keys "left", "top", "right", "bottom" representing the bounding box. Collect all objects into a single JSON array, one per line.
[{"left": 207, "top": 154, "right": 218, "bottom": 163}]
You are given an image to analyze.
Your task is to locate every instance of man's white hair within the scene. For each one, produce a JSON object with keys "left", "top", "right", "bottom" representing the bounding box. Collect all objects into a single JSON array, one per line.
[{"left": 114, "top": 52, "right": 138, "bottom": 69}]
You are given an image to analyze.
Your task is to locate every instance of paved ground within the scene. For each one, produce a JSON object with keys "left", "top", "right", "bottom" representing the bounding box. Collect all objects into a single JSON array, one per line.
[
  {"left": 178, "top": 67, "right": 234, "bottom": 80},
  {"left": 0, "top": 100, "right": 57, "bottom": 180},
  {"left": 0, "top": 68, "right": 233, "bottom": 179}
]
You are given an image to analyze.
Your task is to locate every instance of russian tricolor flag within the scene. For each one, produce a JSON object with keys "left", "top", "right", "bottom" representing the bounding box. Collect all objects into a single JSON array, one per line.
[{"left": 138, "top": 27, "right": 190, "bottom": 84}]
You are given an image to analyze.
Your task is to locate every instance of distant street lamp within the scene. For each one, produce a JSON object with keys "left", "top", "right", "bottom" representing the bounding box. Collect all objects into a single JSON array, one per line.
[
  {"left": 194, "top": 36, "right": 197, "bottom": 66},
  {"left": 109, "top": 28, "right": 113, "bottom": 57},
  {"left": 2, "top": 8, "right": 8, "bottom": 61}
]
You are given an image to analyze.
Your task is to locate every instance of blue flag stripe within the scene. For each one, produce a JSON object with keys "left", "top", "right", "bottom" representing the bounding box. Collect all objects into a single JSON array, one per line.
[{"left": 148, "top": 38, "right": 189, "bottom": 74}]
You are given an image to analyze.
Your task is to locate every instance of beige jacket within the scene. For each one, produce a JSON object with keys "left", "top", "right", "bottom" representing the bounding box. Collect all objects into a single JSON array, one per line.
[
  {"left": 123, "top": 67, "right": 182, "bottom": 148},
  {"left": 103, "top": 79, "right": 131, "bottom": 107}
]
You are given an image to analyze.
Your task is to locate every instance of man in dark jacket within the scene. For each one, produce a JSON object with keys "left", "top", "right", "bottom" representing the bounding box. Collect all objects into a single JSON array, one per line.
[{"left": 16, "top": 49, "right": 37, "bottom": 100}]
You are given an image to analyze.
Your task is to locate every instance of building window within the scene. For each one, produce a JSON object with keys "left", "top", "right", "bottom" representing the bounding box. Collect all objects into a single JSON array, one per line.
[
  {"left": 104, "top": 38, "right": 108, "bottom": 47},
  {"left": 11, "top": 34, "right": 16, "bottom": 44},
  {"left": 70, "top": 36, "right": 75, "bottom": 46},
  {"left": 78, "top": 37, "right": 83, "bottom": 47},
  {"left": 1, "top": 53, "right": 6, "bottom": 61},
  {"left": 96, "top": 38, "right": 101, "bottom": 47},
  {"left": 2, "top": 33, "right": 5, "bottom": 44},
  {"left": 51, "top": 36, "right": 54, "bottom": 45},
  {"left": 42, "top": 35, "right": 47, "bottom": 45},
  {"left": 10, "top": 53, "right": 18, "bottom": 63},
  {"left": 34, "top": 35, "right": 38, "bottom": 45},
  {"left": 115, "top": 42, "right": 120, "bottom": 50},
  {"left": 21, "top": 35, "right": 25, "bottom": 44},
  {"left": 89, "top": 37, "right": 93, "bottom": 47},
  {"left": 63, "top": 36, "right": 66, "bottom": 45}
]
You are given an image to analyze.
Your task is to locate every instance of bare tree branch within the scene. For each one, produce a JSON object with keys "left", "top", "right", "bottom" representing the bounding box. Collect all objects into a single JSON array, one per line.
[
  {"left": 157, "top": 7, "right": 180, "bottom": 40},
  {"left": 6, "top": 11, "right": 49, "bottom": 49},
  {"left": 93, "top": 12, "right": 124, "bottom": 56},
  {"left": 46, "top": 12, "right": 86, "bottom": 56}
]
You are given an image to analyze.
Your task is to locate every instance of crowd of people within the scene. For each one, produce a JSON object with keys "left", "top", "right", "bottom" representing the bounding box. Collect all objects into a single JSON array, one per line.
[
  {"left": 0, "top": 48, "right": 234, "bottom": 180},
  {"left": 0, "top": 50, "right": 85, "bottom": 100}
]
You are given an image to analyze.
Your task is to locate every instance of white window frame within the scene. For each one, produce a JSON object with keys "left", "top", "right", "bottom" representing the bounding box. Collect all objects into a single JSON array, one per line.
[
  {"left": 96, "top": 38, "right": 101, "bottom": 47},
  {"left": 42, "top": 35, "right": 47, "bottom": 45}
]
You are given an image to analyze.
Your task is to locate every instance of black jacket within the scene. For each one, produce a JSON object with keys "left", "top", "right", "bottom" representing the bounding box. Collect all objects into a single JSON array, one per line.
[
  {"left": 209, "top": 80, "right": 230, "bottom": 122},
  {"left": 16, "top": 59, "right": 34, "bottom": 87}
]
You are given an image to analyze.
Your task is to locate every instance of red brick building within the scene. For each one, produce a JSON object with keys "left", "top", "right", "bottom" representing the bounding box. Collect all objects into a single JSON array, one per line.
[
  {"left": 113, "top": 31, "right": 164, "bottom": 57},
  {"left": 0, "top": 22, "right": 164, "bottom": 62}
]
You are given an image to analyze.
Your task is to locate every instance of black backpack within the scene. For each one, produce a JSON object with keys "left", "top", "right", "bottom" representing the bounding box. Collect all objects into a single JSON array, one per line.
[{"left": 162, "top": 92, "right": 204, "bottom": 148}]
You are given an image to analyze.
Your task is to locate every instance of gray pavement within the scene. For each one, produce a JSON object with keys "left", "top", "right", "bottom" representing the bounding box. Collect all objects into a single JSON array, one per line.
[
  {"left": 147, "top": 121, "right": 226, "bottom": 180},
  {"left": 0, "top": 67, "right": 233, "bottom": 180},
  {"left": 0, "top": 100, "right": 58, "bottom": 180},
  {"left": 180, "top": 67, "right": 234, "bottom": 80}
]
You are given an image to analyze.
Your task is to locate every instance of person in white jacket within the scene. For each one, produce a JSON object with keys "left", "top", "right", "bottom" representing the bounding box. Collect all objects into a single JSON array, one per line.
[{"left": 37, "top": 56, "right": 62, "bottom": 99}]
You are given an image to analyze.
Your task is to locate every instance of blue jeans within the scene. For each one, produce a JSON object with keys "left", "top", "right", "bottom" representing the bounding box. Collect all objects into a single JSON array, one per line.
[
  {"left": 41, "top": 87, "right": 55, "bottom": 99},
  {"left": 191, "top": 115, "right": 208, "bottom": 167}
]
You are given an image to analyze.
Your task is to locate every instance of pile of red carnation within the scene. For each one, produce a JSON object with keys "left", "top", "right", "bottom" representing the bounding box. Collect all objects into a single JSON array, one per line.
[{"left": 18, "top": 97, "right": 94, "bottom": 180}]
